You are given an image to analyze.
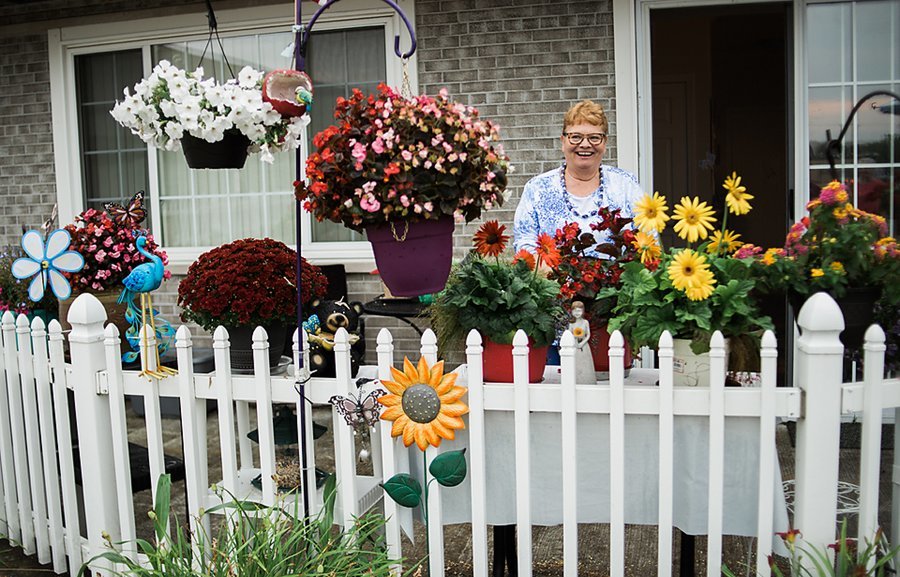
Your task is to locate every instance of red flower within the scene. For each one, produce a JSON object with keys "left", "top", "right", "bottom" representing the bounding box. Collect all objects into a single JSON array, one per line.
[
  {"left": 535, "top": 233, "right": 561, "bottom": 269},
  {"left": 473, "top": 220, "right": 509, "bottom": 257},
  {"left": 512, "top": 249, "right": 536, "bottom": 270}
]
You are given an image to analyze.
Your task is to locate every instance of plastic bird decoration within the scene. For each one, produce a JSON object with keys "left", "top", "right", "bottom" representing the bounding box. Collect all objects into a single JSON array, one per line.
[
  {"left": 119, "top": 231, "right": 176, "bottom": 379},
  {"left": 12, "top": 229, "right": 84, "bottom": 302}
]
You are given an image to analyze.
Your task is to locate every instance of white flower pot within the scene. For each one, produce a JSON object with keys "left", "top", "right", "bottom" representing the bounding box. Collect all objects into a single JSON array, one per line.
[{"left": 672, "top": 338, "right": 730, "bottom": 387}]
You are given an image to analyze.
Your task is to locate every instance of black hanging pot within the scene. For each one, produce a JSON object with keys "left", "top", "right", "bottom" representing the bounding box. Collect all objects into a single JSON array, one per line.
[{"left": 181, "top": 128, "right": 252, "bottom": 170}]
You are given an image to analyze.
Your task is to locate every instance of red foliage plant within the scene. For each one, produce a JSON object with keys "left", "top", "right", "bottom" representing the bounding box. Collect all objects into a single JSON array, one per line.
[{"left": 177, "top": 238, "right": 327, "bottom": 332}]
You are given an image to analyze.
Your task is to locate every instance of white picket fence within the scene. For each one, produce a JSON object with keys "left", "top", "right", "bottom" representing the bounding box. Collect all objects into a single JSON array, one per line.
[{"left": 0, "top": 291, "right": 897, "bottom": 577}]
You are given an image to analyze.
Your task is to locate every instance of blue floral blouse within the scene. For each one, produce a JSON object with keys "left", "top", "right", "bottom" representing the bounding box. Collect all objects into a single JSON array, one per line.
[{"left": 513, "top": 164, "right": 646, "bottom": 257}]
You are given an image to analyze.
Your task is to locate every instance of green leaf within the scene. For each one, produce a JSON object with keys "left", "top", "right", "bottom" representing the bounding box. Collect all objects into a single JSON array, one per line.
[
  {"left": 153, "top": 474, "right": 172, "bottom": 541},
  {"left": 381, "top": 473, "right": 422, "bottom": 508},
  {"left": 429, "top": 449, "right": 468, "bottom": 487}
]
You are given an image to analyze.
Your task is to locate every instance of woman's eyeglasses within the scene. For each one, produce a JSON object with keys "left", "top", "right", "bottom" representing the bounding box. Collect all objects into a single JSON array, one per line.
[{"left": 563, "top": 132, "right": 607, "bottom": 146}]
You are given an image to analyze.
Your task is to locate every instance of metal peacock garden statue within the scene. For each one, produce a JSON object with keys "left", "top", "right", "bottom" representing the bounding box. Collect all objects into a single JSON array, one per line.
[{"left": 119, "top": 230, "right": 176, "bottom": 379}]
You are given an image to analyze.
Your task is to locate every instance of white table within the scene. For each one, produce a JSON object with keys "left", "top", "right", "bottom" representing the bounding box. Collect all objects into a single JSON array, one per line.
[{"left": 408, "top": 366, "right": 789, "bottom": 537}]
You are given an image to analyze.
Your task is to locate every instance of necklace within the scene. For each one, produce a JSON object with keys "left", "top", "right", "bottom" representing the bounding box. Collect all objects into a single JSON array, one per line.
[{"left": 560, "top": 165, "right": 604, "bottom": 219}]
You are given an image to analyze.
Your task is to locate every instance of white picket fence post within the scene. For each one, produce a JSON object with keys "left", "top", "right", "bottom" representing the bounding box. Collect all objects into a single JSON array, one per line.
[
  {"left": 755, "top": 330, "right": 778, "bottom": 577},
  {"left": 376, "top": 328, "right": 403, "bottom": 573},
  {"left": 859, "top": 324, "right": 886, "bottom": 543},
  {"left": 558, "top": 330, "right": 578, "bottom": 577},
  {"left": 706, "top": 331, "right": 727, "bottom": 577},
  {"left": 465, "top": 329, "right": 488, "bottom": 577},
  {"left": 2, "top": 310, "right": 32, "bottom": 552},
  {"left": 512, "top": 329, "right": 532, "bottom": 577},
  {"left": 793, "top": 292, "right": 844, "bottom": 558},
  {"left": 332, "top": 327, "right": 358, "bottom": 530},
  {"left": 609, "top": 330, "right": 625, "bottom": 577},
  {"left": 657, "top": 331, "right": 674, "bottom": 577},
  {"left": 66, "top": 293, "right": 121, "bottom": 562}
]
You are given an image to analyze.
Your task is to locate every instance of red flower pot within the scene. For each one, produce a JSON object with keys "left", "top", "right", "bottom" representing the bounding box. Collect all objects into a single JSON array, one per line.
[
  {"left": 482, "top": 337, "right": 548, "bottom": 383},
  {"left": 366, "top": 216, "right": 455, "bottom": 297},
  {"left": 588, "top": 319, "right": 632, "bottom": 373}
]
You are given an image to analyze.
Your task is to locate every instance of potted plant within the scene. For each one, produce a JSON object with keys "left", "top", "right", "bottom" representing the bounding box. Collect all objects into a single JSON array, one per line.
[
  {"left": 741, "top": 179, "right": 899, "bottom": 351},
  {"left": 428, "top": 221, "right": 567, "bottom": 382},
  {"left": 176, "top": 238, "right": 328, "bottom": 371},
  {"left": 59, "top": 206, "right": 170, "bottom": 355},
  {"left": 602, "top": 173, "right": 774, "bottom": 386},
  {"left": 79, "top": 474, "right": 404, "bottom": 577},
  {"left": 547, "top": 208, "right": 639, "bottom": 374},
  {"left": 295, "top": 84, "right": 512, "bottom": 297},
  {"left": 110, "top": 60, "right": 309, "bottom": 168}
]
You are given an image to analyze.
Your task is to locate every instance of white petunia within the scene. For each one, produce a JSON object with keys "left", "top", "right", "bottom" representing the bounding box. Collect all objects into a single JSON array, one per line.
[
  {"left": 164, "top": 122, "right": 184, "bottom": 141},
  {"left": 237, "top": 66, "right": 263, "bottom": 89}
]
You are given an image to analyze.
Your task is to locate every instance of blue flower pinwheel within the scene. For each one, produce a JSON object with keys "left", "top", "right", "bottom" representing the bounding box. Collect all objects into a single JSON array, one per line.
[{"left": 11, "top": 229, "right": 84, "bottom": 302}]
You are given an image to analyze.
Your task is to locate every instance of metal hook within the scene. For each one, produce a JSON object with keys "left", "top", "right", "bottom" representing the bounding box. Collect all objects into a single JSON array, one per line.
[
  {"left": 825, "top": 89, "right": 900, "bottom": 181},
  {"left": 296, "top": 0, "right": 417, "bottom": 71}
]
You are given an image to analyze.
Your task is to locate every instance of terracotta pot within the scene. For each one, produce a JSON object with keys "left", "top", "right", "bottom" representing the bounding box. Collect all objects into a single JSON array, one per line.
[
  {"left": 365, "top": 216, "right": 454, "bottom": 297},
  {"left": 225, "top": 324, "right": 287, "bottom": 372},
  {"left": 587, "top": 319, "right": 633, "bottom": 374},
  {"left": 482, "top": 337, "right": 548, "bottom": 383},
  {"left": 58, "top": 290, "right": 131, "bottom": 356},
  {"left": 181, "top": 129, "right": 251, "bottom": 170}
]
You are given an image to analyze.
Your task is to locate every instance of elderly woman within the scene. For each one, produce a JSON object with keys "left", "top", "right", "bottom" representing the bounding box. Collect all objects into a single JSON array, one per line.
[{"left": 514, "top": 99, "right": 645, "bottom": 254}]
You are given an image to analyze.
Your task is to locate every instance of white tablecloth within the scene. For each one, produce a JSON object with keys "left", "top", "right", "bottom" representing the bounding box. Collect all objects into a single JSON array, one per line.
[{"left": 404, "top": 366, "right": 790, "bottom": 537}]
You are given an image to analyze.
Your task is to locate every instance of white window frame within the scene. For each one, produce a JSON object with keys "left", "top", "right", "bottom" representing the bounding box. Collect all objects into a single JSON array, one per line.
[{"left": 48, "top": 0, "right": 418, "bottom": 274}]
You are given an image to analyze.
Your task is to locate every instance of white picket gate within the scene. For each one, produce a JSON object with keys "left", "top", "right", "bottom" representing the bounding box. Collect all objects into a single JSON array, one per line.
[{"left": 0, "top": 291, "right": 897, "bottom": 577}]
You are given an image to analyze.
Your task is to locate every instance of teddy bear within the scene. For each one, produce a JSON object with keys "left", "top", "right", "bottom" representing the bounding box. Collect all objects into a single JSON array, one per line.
[{"left": 304, "top": 298, "right": 365, "bottom": 377}]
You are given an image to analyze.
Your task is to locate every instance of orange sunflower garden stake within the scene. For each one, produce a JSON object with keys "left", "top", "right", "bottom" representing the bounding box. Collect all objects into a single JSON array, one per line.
[{"left": 379, "top": 356, "right": 469, "bottom": 570}]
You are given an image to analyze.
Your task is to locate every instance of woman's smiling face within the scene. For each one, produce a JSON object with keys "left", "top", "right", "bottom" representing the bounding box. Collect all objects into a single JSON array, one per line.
[{"left": 561, "top": 122, "right": 607, "bottom": 174}]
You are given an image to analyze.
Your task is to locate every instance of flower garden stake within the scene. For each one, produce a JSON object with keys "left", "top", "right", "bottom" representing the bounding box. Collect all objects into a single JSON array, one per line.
[
  {"left": 378, "top": 357, "right": 469, "bottom": 574},
  {"left": 12, "top": 229, "right": 84, "bottom": 302}
]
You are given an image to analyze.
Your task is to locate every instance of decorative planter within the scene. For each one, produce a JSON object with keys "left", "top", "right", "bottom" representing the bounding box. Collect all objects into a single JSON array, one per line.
[
  {"left": 588, "top": 319, "right": 633, "bottom": 378},
  {"left": 225, "top": 324, "right": 287, "bottom": 372},
  {"left": 181, "top": 129, "right": 251, "bottom": 170},
  {"left": 365, "top": 216, "right": 455, "bottom": 297},
  {"left": 791, "top": 287, "right": 880, "bottom": 352},
  {"left": 482, "top": 337, "right": 548, "bottom": 383},
  {"left": 58, "top": 290, "right": 131, "bottom": 356},
  {"left": 672, "top": 338, "right": 730, "bottom": 387}
]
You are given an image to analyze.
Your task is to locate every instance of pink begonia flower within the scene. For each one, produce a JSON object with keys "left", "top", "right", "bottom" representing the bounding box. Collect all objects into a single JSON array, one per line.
[
  {"left": 382, "top": 129, "right": 395, "bottom": 147},
  {"left": 448, "top": 153, "right": 458, "bottom": 162},
  {"left": 387, "top": 189, "right": 397, "bottom": 199},
  {"left": 423, "top": 202, "right": 434, "bottom": 212},
  {"left": 123, "top": 254, "right": 131, "bottom": 263},
  {"left": 439, "top": 88, "right": 449, "bottom": 98},
  {"left": 418, "top": 149, "right": 428, "bottom": 158},
  {"left": 88, "top": 244, "right": 97, "bottom": 253},
  {"left": 487, "top": 171, "right": 496, "bottom": 181},
  {"left": 360, "top": 193, "right": 381, "bottom": 213},
  {"left": 400, "top": 195, "right": 410, "bottom": 207},
  {"left": 401, "top": 150, "right": 413, "bottom": 162},
  {"left": 459, "top": 152, "right": 467, "bottom": 162},
  {"left": 372, "top": 138, "right": 385, "bottom": 154},
  {"left": 113, "top": 243, "right": 125, "bottom": 252},
  {"left": 431, "top": 135, "right": 443, "bottom": 146},
  {"left": 103, "top": 237, "right": 113, "bottom": 247},
  {"left": 95, "top": 250, "right": 107, "bottom": 263},
  {"left": 344, "top": 199, "right": 354, "bottom": 207},
  {"left": 442, "top": 142, "right": 453, "bottom": 153},
  {"left": 413, "top": 204, "right": 423, "bottom": 214},
  {"left": 424, "top": 160, "right": 433, "bottom": 169},
  {"left": 93, "top": 228, "right": 104, "bottom": 237},
  {"left": 92, "top": 282, "right": 103, "bottom": 291},
  {"left": 362, "top": 181, "right": 377, "bottom": 193},
  {"left": 110, "top": 251, "right": 121, "bottom": 259},
  {"left": 163, "top": 270, "right": 172, "bottom": 280},
  {"left": 351, "top": 140, "right": 367, "bottom": 164}
]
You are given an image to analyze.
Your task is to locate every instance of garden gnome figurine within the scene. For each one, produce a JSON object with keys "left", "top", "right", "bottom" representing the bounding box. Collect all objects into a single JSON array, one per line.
[{"left": 569, "top": 301, "right": 595, "bottom": 384}]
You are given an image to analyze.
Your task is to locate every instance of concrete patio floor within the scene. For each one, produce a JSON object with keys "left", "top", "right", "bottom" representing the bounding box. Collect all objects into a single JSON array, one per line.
[{"left": 0, "top": 401, "right": 894, "bottom": 577}]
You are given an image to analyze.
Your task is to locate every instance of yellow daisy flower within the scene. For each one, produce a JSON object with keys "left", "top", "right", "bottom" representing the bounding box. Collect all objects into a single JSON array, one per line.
[
  {"left": 379, "top": 357, "right": 469, "bottom": 450},
  {"left": 632, "top": 231, "right": 662, "bottom": 264},
  {"left": 723, "top": 172, "right": 754, "bottom": 215},
  {"left": 829, "top": 261, "right": 845, "bottom": 274},
  {"left": 811, "top": 268, "right": 824, "bottom": 278},
  {"left": 667, "top": 248, "right": 712, "bottom": 291},
  {"left": 634, "top": 192, "right": 671, "bottom": 233},
  {"left": 707, "top": 229, "right": 744, "bottom": 255},
  {"left": 672, "top": 196, "right": 717, "bottom": 243},
  {"left": 685, "top": 268, "right": 717, "bottom": 301}
]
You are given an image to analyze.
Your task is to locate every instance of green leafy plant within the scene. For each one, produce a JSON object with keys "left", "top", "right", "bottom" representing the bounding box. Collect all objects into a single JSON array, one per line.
[
  {"left": 723, "top": 522, "right": 900, "bottom": 577},
  {"left": 601, "top": 173, "right": 773, "bottom": 357},
  {"left": 428, "top": 222, "right": 567, "bottom": 350},
  {"left": 79, "top": 473, "right": 405, "bottom": 577}
]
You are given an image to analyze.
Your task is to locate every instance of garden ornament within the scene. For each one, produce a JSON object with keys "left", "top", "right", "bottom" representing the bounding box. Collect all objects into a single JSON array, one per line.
[{"left": 12, "top": 229, "right": 84, "bottom": 302}]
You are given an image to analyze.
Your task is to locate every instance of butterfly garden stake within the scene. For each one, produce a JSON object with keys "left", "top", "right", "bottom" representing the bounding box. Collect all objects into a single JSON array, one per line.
[{"left": 329, "top": 378, "right": 385, "bottom": 463}]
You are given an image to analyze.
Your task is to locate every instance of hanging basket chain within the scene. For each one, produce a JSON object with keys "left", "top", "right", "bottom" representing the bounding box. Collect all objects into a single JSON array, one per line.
[
  {"left": 400, "top": 57, "right": 413, "bottom": 99},
  {"left": 391, "top": 221, "right": 410, "bottom": 242},
  {"left": 198, "top": 0, "right": 236, "bottom": 79}
]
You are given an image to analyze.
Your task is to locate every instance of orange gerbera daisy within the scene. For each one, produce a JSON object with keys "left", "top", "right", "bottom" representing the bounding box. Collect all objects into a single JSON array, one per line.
[
  {"left": 512, "top": 249, "right": 536, "bottom": 270},
  {"left": 535, "top": 233, "right": 561, "bottom": 268},
  {"left": 379, "top": 357, "right": 469, "bottom": 450},
  {"left": 472, "top": 220, "right": 509, "bottom": 257}
]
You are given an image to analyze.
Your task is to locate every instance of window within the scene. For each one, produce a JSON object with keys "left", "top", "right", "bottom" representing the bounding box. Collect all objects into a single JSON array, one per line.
[
  {"left": 807, "top": 0, "right": 900, "bottom": 235},
  {"left": 53, "top": 2, "right": 414, "bottom": 269}
]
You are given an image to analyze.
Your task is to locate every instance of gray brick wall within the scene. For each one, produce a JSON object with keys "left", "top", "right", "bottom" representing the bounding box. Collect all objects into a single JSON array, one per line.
[{"left": 0, "top": 34, "right": 56, "bottom": 249}]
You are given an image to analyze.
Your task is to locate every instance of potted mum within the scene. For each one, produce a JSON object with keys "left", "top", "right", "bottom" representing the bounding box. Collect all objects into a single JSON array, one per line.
[
  {"left": 428, "top": 221, "right": 567, "bottom": 382},
  {"left": 177, "top": 238, "right": 328, "bottom": 371},
  {"left": 295, "top": 84, "right": 512, "bottom": 297},
  {"left": 60, "top": 206, "right": 170, "bottom": 355},
  {"left": 602, "top": 173, "right": 773, "bottom": 386},
  {"left": 742, "top": 180, "right": 899, "bottom": 351},
  {"left": 548, "top": 208, "right": 639, "bottom": 374},
  {"left": 110, "top": 60, "right": 309, "bottom": 168}
]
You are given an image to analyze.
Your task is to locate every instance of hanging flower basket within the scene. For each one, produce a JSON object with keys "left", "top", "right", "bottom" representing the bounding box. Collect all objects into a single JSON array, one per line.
[
  {"left": 181, "top": 129, "right": 252, "bottom": 170},
  {"left": 366, "top": 216, "right": 454, "bottom": 297}
]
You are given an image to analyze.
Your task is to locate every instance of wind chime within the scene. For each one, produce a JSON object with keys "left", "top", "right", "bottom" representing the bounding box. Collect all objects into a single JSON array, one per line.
[{"left": 287, "top": 0, "right": 417, "bottom": 519}]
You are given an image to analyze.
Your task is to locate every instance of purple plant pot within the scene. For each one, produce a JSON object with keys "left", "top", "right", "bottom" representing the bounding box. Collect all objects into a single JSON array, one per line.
[{"left": 366, "top": 216, "right": 455, "bottom": 297}]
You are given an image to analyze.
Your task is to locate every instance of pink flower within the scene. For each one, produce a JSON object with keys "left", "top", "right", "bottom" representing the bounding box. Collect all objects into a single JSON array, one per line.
[
  {"left": 423, "top": 202, "right": 434, "bottom": 212},
  {"left": 372, "top": 138, "right": 385, "bottom": 154},
  {"left": 362, "top": 181, "right": 377, "bottom": 193},
  {"left": 360, "top": 193, "right": 381, "bottom": 213},
  {"left": 351, "top": 140, "right": 367, "bottom": 164},
  {"left": 103, "top": 237, "right": 113, "bottom": 247},
  {"left": 401, "top": 150, "right": 413, "bottom": 162},
  {"left": 95, "top": 250, "right": 107, "bottom": 263},
  {"left": 400, "top": 195, "right": 410, "bottom": 207}
]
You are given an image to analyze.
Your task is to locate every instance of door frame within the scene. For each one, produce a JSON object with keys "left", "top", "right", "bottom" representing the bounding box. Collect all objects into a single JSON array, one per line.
[{"left": 612, "top": 0, "right": 808, "bottom": 220}]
